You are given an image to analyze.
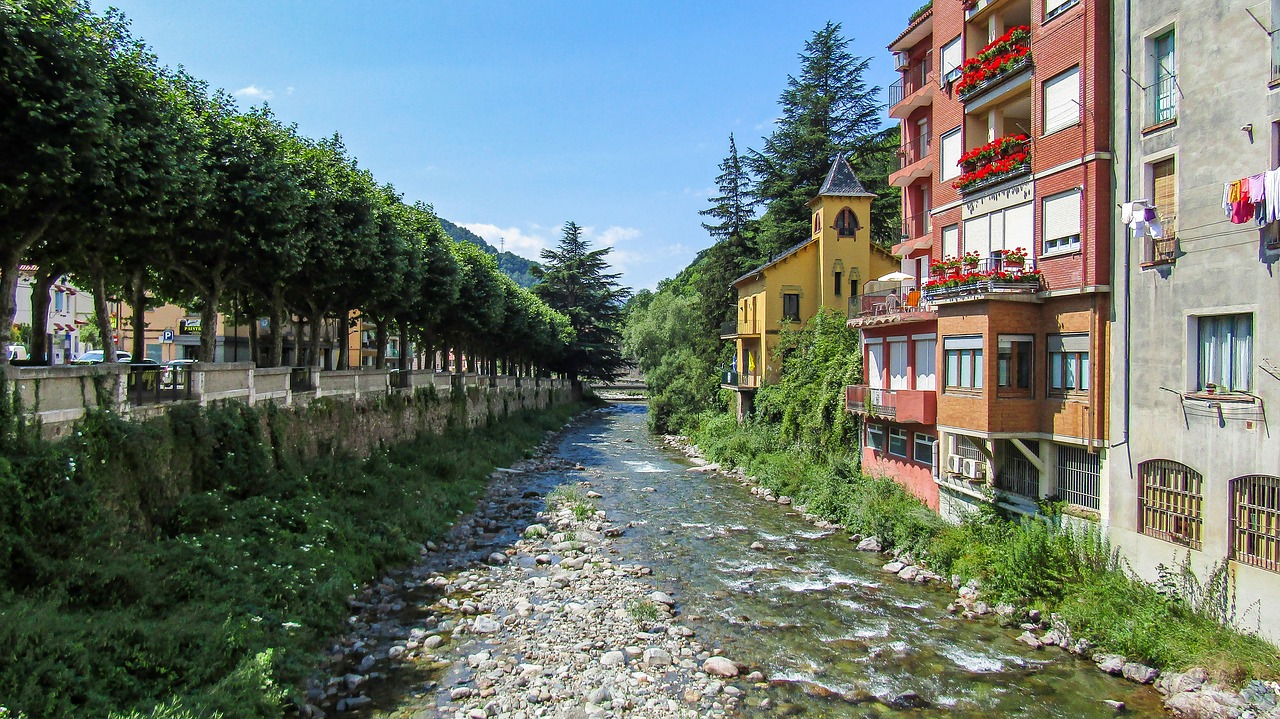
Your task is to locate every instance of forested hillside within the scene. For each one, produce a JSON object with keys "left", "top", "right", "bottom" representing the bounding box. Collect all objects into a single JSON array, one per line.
[{"left": 438, "top": 217, "right": 540, "bottom": 288}]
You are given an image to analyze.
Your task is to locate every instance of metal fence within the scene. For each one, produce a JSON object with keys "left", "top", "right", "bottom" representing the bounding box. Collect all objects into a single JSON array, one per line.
[
  {"left": 1055, "top": 445, "right": 1101, "bottom": 510},
  {"left": 126, "top": 366, "right": 192, "bottom": 405},
  {"left": 888, "top": 52, "right": 932, "bottom": 107},
  {"left": 289, "top": 367, "right": 314, "bottom": 392},
  {"left": 894, "top": 134, "right": 931, "bottom": 171},
  {"left": 1148, "top": 74, "right": 1178, "bottom": 126},
  {"left": 996, "top": 440, "right": 1040, "bottom": 498}
]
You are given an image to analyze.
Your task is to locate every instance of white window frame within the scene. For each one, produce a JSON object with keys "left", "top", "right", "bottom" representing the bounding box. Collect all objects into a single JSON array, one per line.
[
  {"left": 1043, "top": 66, "right": 1081, "bottom": 136},
  {"left": 914, "top": 433, "right": 935, "bottom": 465},
  {"left": 944, "top": 335, "right": 984, "bottom": 390},
  {"left": 866, "top": 423, "right": 886, "bottom": 452},
  {"left": 1043, "top": 189, "right": 1082, "bottom": 255},
  {"left": 941, "top": 36, "right": 963, "bottom": 85},
  {"left": 914, "top": 336, "right": 937, "bottom": 391},
  {"left": 940, "top": 127, "right": 963, "bottom": 182},
  {"left": 1046, "top": 0, "right": 1079, "bottom": 21},
  {"left": 888, "top": 427, "right": 909, "bottom": 458},
  {"left": 1197, "top": 314, "right": 1253, "bottom": 392},
  {"left": 941, "top": 224, "right": 960, "bottom": 263}
]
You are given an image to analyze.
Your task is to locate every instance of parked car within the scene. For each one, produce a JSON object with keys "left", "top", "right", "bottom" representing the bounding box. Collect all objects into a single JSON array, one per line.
[
  {"left": 5, "top": 345, "right": 28, "bottom": 361},
  {"left": 162, "top": 358, "right": 196, "bottom": 385},
  {"left": 71, "top": 350, "right": 132, "bottom": 365}
]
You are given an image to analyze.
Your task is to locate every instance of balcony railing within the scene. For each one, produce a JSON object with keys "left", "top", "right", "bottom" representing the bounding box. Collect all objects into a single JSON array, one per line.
[
  {"left": 956, "top": 27, "right": 1032, "bottom": 103},
  {"left": 922, "top": 258, "right": 1041, "bottom": 303},
  {"left": 888, "top": 52, "right": 933, "bottom": 107},
  {"left": 1147, "top": 74, "right": 1178, "bottom": 128},
  {"left": 893, "top": 134, "right": 931, "bottom": 172},
  {"left": 127, "top": 365, "right": 193, "bottom": 405},
  {"left": 1140, "top": 215, "right": 1178, "bottom": 267},
  {"left": 720, "top": 320, "right": 737, "bottom": 337},
  {"left": 900, "top": 210, "right": 931, "bottom": 240},
  {"left": 721, "top": 370, "right": 760, "bottom": 390},
  {"left": 848, "top": 288, "right": 928, "bottom": 319},
  {"left": 846, "top": 385, "right": 937, "bottom": 424}
]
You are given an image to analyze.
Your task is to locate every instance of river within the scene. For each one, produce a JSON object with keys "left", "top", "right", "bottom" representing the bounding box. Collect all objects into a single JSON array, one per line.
[{"left": 355, "top": 402, "right": 1166, "bottom": 718}]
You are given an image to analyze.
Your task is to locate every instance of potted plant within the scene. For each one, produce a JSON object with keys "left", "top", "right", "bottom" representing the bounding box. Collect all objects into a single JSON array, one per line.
[
  {"left": 1204, "top": 383, "right": 1217, "bottom": 395},
  {"left": 1002, "top": 247, "right": 1028, "bottom": 268},
  {"left": 962, "top": 251, "right": 981, "bottom": 271}
]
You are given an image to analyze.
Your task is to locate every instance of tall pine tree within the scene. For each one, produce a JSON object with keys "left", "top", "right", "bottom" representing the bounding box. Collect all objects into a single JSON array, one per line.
[
  {"left": 534, "top": 221, "right": 630, "bottom": 383},
  {"left": 749, "top": 22, "right": 899, "bottom": 258},
  {"left": 699, "top": 133, "right": 754, "bottom": 242}
]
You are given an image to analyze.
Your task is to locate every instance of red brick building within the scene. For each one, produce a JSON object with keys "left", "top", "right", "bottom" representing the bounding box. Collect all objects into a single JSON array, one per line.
[{"left": 850, "top": 0, "right": 1111, "bottom": 519}]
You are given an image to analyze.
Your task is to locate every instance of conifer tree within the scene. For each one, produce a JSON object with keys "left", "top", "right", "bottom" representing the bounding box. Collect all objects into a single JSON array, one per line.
[
  {"left": 699, "top": 134, "right": 754, "bottom": 242},
  {"left": 533, "top": 221, "right": 629, "bottom": 383},
  {"left": 749, "top": 22, "right": 897, "bottom": 257}
]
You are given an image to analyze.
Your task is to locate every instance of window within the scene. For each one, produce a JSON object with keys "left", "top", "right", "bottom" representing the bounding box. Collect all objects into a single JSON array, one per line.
[
  {"left": 1043, "top": 190, "right": 1082, "bottom": 254},
  {"left": 1056, "top": 445, "right": 1101, "bottom": 510},
  {"left": 941, "top": 36, "right": 963, "bottom": 84},
  {"left": 940, "top": 128, "right": 962, "bottom": 182},
  {"left": 888, "top": 427, "right": 909, "bottom": 457},
  {"left": 944, "top": 335, "right": 983, "bottom": 390},
  {"left": 54, "top": 291, "right": 65, "bottom": 313},
  {"left": 997, "top": 335, "right": 1034, "bottom": 392},
  {"left": 1198, "top": 314, "right": 1253, "bottom": 392},
  {"left": 1048, "top": 334, "right": 1090, "bottom": 393},
  {"left": 1151, "top": 157, "right": 1177, "bottom": 242},
  {"left": 865, "top": 341, "right": 884, "bottom": 389},
  {"left": 888, "top": 339, "right": 909, "bottom": 390},
  {"left": 834, "top": 271, "right": 842, "bottom": 296},
  {"left": 813, "top": 211, "right": 821, "bottom": 235},
  {"left": 1139, "top": 460, "right": 1203, "bottom": 550},
  {"left": 1046, "top": 0, "right": 1079, "bottom": 21},
  {"left": 914, "top": 337, "right": 937, "bottom": 390},
  {"left": 941, "top": 224, "right": 960, "bottom": 262},
  {"left": 782, "top": 292, "right": 801, "bottom": 322},
  {"left": 1151, "top": 30, "right": 1176, "bottom": 125},
  {"left": 1231, "top": 475, "right": 1280, "bottom": 573},
  {"left": 914, "top": 433, "right": 935, "bottom": 465},
  {"left": 1043, "top": 66, "right": 1081, "bottom": 135},
  {"left": 866, "top": 423, "right": 886, "bottom": 452},
  {"left": 834, "top": 208, "right": 861, "bottom": 237},
  {"left": 963, "top": 203, "right": 1033, "bottom": 259}
]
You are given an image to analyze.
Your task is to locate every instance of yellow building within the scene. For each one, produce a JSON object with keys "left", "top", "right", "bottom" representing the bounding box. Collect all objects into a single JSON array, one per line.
[{"left": 721, "top": 154, "right": 897, "bottom": 416}]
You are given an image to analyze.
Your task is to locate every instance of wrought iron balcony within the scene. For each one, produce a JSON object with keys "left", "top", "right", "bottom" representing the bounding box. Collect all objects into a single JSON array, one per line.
[
  {"left": 922, "top": 258, "right": 1041, "bottom": 304},
  {"left": 888, "top": 52, "right": 933, "bottom": 108},
  {"left": 721, "top": 370, "right": 760, "bottom": 391}
]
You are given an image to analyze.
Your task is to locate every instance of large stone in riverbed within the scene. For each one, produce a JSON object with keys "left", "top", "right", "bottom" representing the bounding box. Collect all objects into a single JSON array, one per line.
[
  {"left": 1121, "top": 662, "right": 1159, "bottom": 684},
  {"left": 599, "top": 651, "right": 626, "bottom": 667},
  {"left": 703, "top": 656, "right": 739, "bottom": 677},
  {"left": 881, "top": 561, "right": 905, "bottom": 573},
  {"left": 643, "top": 647, "right": 673, "bottom": 666},
  {"left": 649, "top": 591, "right": 676, "bottom": 607},
  {"left": 1094, "top": 654, "right": 1126, "bottom": 675},
  {"left": 856, "top": 536, "right": 882, "bottom": 552},
  {"left": 472, "top": 616, "right": 501, "bottom": 634}
]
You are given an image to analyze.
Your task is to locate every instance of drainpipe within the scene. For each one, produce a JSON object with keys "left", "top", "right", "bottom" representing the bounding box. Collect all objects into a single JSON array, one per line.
[{"left": 1120, "top": 0, "right": 1133, "bottom": 448}]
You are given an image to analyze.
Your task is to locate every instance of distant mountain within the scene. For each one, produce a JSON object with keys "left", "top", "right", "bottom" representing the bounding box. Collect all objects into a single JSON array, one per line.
[{"left": 438, "top": 217, "right": 540, "bottom": 288}]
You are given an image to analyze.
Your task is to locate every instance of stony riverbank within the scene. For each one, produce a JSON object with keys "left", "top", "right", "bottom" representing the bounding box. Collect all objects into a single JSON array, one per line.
[
  {"left": 295, "top": 411, "right": 766, "bottom": 719},
  {"left": 659, "top": 434, "right": 1280, "bottom": 719}
]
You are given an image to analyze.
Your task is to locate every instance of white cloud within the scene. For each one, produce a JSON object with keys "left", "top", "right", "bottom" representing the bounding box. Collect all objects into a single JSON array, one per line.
[
  {"left": 585, "top": 225, "right": 642, "bottom": 248},
  {"left": 461, "top": 223, "right": 550, "bottom": 257},
  {"left": 234, "top": 84, "right": 274, "bottom": 101}
]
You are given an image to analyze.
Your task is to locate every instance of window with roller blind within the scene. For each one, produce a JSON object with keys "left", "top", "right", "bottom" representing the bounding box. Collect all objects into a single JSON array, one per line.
[
  {"left": 941, "top": 37, "right": 963, "bottom": 85},
  {"left": 1043, "top": 67, "right": 1081, "bottom": 135},
  {"left": 1046, "top": 0, "right": 1080, "bottom": 22},
  {"left": 915, "top": 337, "right": 937, "bottom": 390},
  {"left": 940, "top": 128, "right": 962, "bottom": 182},
  {"left": 865, "top": 340, "right": 885, "bottom": 389},
  {"left": 941, "top": 224, "right": 960, "bottom": 262},
  {"left": 1043, "top": 189, "right": 1082, "bottom": 254},
  {"left": 888, "top": 340, "right": 910, "bottom": 390},
  {"left": 963, "top": 203, "right": 1033, "bottom": 259},
  {"left": 1150, "top": 157, "right": 1177, "bottom": 237}
]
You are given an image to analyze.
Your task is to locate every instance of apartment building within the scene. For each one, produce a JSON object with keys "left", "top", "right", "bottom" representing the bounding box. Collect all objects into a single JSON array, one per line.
[
  {"left": 1108, "top": 0, "right": 1280, "bottom": 636},
  {"left": 723, "top": 156, "right": 898, "bottom": 419},
  {"left": 853, "top": 0, "right": 1112, "bottom": 520},
  {"left": 13, "top": 268, "right": 95, "bottom": 364}
]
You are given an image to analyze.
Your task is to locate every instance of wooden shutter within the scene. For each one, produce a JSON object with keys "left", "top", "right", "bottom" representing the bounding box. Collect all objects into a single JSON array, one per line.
[{"left": 1152, "top": 158, "right": 1177, "bottom": 235}]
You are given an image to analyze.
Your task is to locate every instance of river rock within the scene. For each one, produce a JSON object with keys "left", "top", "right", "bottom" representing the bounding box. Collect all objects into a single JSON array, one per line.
[
  {"left": 588, "top": 686, "right": 612, "bottom": 704},
  {"left": 1017, "top": 631, "right": 1044, "bottom": 649},
  {"left": 472, "top": 616, "right": 501, "bottom": 634},
  {"left": 881, "top": 561, "right": 905, "bottom": 573},
  {"left": 487, "top": 552, "right": 507, "bottom": 566},
  {"left": 649, "top": 591, "right": 676, "bottom": 607},
  {"left": 357, "top": 655, "right": 376, "bottom": 673},
  {"left": 1159, "top": 667, "right": 1208, "bottom": 696},
  {"left": 1165, "top": 687, "right": 1247, "bottom": 718},
  {"left": 586, "top": 490, "right": 603, "bottom": 499},
  {"left": 1094, "top": 654, "right": 1126, "bottom": 675},
  {"left": 750, "top": 541, "right": 765, "bottom": 551},
  {"left": 886, "top": 691, "right": 931, "bottom": 709},
  {"left": 856, "top": 536, "right": 882, "bottom": 552},
  {"left": 777, "top": 496, "right": 792, "bottom": 505},
  {"left": 643, "top": 647, "right": 673, "bottom": 666},
  {"left": 423, "top": 634, "right": 444, "bottom": 649},
  {"left": 898, "top": 566, "right": 920, "bottom": 581},
  {"left": 702, "top": 656, "right": 739, "bottom": 677},
  {"left": 338, "top": 696, "right": 371, "bottom": 711},
  {"left": 1122, "top": 661, "right": 1159, "bottom": 684},
  {"left": 1103, "top": 699, "right": 1126, "bottom": 712},
  {"left": 600, "top": 651, "right": 626, "bottom": 667}
]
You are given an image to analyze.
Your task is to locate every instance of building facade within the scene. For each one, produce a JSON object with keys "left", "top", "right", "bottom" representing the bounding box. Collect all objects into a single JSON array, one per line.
[
  {"left": 723, "top": 156, "right": 898, "bottom": 418},
  {"left": 1108, "top": 0, "right": 1280, "bottom": 637},
  {"left": 857, "top": 0, "right": 1113, "bottom": 520},
  {"left": 13, "top": 268, "right": 95, "bottom": 364}
]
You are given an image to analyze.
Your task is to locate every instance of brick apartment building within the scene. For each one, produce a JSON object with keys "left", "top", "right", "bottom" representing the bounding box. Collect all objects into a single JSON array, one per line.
[{"left": 851, "top": 0, "right": 1112, "bottom": 519}]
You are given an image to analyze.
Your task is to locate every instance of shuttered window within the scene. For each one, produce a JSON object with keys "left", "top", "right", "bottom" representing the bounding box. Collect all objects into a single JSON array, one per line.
[
  {"left": 889, "top": 340, "right": 909, "bottom": 390},
  {"left": 1152, "top": 158, "right": 1177, "bottom": 236},
  {"left": 963, "top": 216, "right": 990, "bottom": 258},
  {"left": 1043, "top": 66, "right": 1081, "bottom": 135},
  {"left": 941, "top": 224, "right": 960, "bottom": 262},
  {"left": 941, "top": 37, "right": 963, "bottom": 83},
  {"left": 964, "top": 203, "right": 1033, "bottom": 259},
  {"left": 915, "top": 338, "right": 937, "bottom": 390},
  {"left": 1004, "top": 202, "right": 1034, "bottom": 251},
  {"left": 1043, "top": 189, "right": 1082, "bottom": 253},
  {"left": 941, "top": 128, "right": 962, "bottom": 181},
  {"left": 866, "top": 341, "right": 885, "bottom": 390}
]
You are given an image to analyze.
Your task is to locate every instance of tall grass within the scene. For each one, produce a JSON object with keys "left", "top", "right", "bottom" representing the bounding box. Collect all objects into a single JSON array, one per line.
[{"left": 0, "top": 392, "right": 584, "bottom": 719}]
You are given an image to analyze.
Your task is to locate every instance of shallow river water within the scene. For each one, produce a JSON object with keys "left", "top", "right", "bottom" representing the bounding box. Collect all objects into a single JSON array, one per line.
[{"left": 536, "top": 403, "right": 1166, "bottom": 718}]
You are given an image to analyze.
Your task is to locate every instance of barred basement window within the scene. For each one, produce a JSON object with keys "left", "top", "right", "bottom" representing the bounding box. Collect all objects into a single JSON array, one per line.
[
  {"left": 1056, "top": 445, "right": 1100, "bottom": 510},
  {"left": 1231, "top": 475, "right": 1280, "bottom": 573},
  {"left": 1139, "top": 460, "right": 1203, "bottom": 549}
]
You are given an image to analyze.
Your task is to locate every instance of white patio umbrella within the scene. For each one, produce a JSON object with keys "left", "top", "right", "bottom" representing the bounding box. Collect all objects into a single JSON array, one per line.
[{"left": 876, "top": 271, "right": 915, "bottom": 282}]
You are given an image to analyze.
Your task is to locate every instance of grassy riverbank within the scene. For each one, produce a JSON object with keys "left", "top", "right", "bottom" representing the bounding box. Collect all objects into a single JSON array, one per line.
[
  {"left": 689, "top": 411, "right": 1280, "bottom": 684},
  {"left": 0, "top": 392, "right": 586, "bottom": 719}
]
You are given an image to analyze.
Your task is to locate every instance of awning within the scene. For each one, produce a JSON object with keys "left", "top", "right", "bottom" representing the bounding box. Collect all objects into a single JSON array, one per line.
[{"left": 891, "top": 237, "right": 932, "bottom": 257}]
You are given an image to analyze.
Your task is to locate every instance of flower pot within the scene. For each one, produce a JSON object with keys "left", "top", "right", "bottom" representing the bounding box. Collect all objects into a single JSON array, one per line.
[{"left": 1004, "top": 258, "right": 1025, "bottom": 269}]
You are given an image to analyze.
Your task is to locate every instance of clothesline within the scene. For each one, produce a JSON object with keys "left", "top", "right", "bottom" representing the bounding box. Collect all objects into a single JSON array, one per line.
[{"left": 1222, "top": 168, "right": 1280, "bottom": 226}]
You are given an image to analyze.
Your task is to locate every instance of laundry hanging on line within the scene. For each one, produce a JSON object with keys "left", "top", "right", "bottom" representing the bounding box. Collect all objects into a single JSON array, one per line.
[
  {"left": 1122, "top": 200, "right": 1164, "bottom": 240},
  {"left": 1222, "top": 168, "right": 1280, "bottom": 225}
]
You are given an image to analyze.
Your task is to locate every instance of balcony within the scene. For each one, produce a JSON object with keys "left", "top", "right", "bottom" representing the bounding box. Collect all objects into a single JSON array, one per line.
[
  {"left": 899, "top": 210, "right": 931, "bottom": 241},
  {"left": 846, "top": 385, "right": 937, "bottom": 425},
  {"left": 888, "top": 52, "right": 934, "bottom": 119},
  {"left": 922, "top": 258, "right": 1042, "bottom": 304},
  {"left": 846, "top": 287, "right": 936, "bottom": 329},
  {"left": 956, "top": 27, "right": 1032, "bottom": 108},
  {"left": 890, "top": 134, "right": 935, "bottom": 187},
  {"left": 953, "top": 135, "right": 1031, "bottom": 196},
  {"left": 721, "top": 320, "right": 761, "bottom": 339},
  {"left": 721, "top": 370, "right": 760, "bottom": 392}
]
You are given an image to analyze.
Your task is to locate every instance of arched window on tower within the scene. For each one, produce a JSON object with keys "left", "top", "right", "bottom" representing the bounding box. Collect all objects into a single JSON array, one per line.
[{"left": 834, "top": 208, "right": 861, "bottom": 237}]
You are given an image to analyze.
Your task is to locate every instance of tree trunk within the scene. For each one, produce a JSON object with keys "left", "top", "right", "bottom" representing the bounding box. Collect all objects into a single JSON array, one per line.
[
  {"left": 337, "top": 310, "right": 350, "bottom": 370},
  {"left": 397, "top": 318, "right": 410, "bottom": 372},
  {"left": 200, "top": 279, "right": 222, "bottom": 363},
  {"left": 0, "top": 210, "right": 58, "bottom": 366},
  {"left": 375, "top": 320, "right": 388, "bottom": 370},
  {"left": 248, "top": 316, "right": 259, "bottom": 366},
  {"left": 268, "top": 289, "right": 285, "bottom": 368},
  {"left": 130, "top": 268, "right": 147, "bottom": 362},
  {"left": 30, "top": 269, "right": 57, "bottom": 365},
  {"left": 91, "top": 273, "right": 117, "bottom": 363},
  {"left": 307, "top": 304, "right": 323, "bottom": 369},
  {"left": 292, "top": 317, "right": 303, "bottom": 366}
]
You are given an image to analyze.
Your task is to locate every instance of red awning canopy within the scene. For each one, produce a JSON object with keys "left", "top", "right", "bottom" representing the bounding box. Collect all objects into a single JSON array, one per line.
[{"left": 891, "top": 237, "right": 933, "bottom": 257}]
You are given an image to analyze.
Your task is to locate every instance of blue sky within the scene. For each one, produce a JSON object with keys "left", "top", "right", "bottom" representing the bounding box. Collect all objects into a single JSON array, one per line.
[{"left": 91, "top": 1, "right": 914, "bottom": 290}]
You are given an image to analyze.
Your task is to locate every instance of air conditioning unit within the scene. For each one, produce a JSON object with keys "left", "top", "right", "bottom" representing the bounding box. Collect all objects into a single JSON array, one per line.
[
  {"left": 894, "top": 52, "right": 911, "bottom": 71},
  {"left": 961, "top": 458, "right": 986, "bottom": 480},
  {"left": 946, "top": 454, "right": 965, "bottom": 474}
]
